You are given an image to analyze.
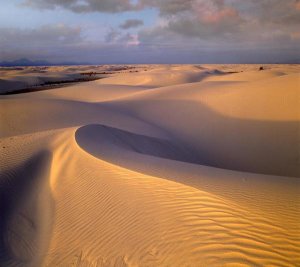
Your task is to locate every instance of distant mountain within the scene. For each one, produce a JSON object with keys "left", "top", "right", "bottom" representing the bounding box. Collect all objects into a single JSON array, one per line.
[
  {"left": 0, "top": 58, "right": 90, "bottom": 67},
  {"left": 0, "top": 58, "right": 51, "bottom": 66}
]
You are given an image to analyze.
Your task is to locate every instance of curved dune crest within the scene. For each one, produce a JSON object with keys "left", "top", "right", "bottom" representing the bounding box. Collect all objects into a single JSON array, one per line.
[
  {"left": 75, "top": 121, "right": 300, "bottom": 179},
  {"left": 75, "top": 124, "right": 200, "bottom": 164}
]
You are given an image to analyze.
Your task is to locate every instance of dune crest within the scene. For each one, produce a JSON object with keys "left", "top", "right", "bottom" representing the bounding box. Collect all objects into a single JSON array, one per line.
[{"left": 75, "top": 124, "right": 200, "bottom": 164}]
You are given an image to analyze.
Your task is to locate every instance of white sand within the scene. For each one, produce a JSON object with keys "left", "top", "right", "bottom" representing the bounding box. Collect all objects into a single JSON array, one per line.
[{"left": 0, "top": 64, "right": 299, "bottom": 267}]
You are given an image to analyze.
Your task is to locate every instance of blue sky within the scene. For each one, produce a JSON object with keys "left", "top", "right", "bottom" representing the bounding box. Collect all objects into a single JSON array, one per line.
[{"left": 1, "top": 0, "right": 299, "bottom": 63}]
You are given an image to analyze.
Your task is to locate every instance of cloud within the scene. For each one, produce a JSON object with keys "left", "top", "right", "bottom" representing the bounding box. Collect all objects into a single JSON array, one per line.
[
  {"left": 120, "top": 19, "right": 144, "bottom": 29},
  {"left": 0, "top": 24, "right": 84, "bottom": 61},
  {"left": 138, "top": 0, "right": 193, "bottom": 15},
  {"left": 0, "top": 24, "right": 82, "bottom": 47},
  {"left": 105, "top": 28, "right": 121, "bottom": 43},
  {"left": 122, "top": 33, "right": 140, "bottom": 46},
  {"left": 138, "top": 0, "right": 244, "bottom": 42},
  {"left": 21, "top": 0, "right": 300, "bottom": 30},
  {"left": 22, "top": 0, "right": 138, "bottom": 13},
  {"left": 137, "top": 0, "right": 300, "bottom": 47},
  {"left": 105, "top": 28, "right": 140, "bottom": 46},
  {"left": 5, "top": 0, "right": 300, "bottom": 63}
]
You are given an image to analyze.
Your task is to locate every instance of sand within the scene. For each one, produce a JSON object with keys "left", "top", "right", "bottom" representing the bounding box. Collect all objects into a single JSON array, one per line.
[{"left": 0, "top": 64, "right": 299, "bottom": 267}]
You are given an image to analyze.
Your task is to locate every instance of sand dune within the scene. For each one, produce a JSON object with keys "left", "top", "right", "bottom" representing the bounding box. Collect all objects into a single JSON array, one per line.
[
  {"left": 0, "top": 64, "right": 299, "bottom": 267},
  {"left": 104, "top": 71, "right": 300, "bottom": 177},
  {"left": 97, "top": 65, "right": 227, "bottom": 88}
]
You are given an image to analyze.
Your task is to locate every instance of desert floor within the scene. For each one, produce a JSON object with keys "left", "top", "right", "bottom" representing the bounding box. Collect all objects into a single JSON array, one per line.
[{"left": 0, "top": 64, "right": 299, "bottom": 267}]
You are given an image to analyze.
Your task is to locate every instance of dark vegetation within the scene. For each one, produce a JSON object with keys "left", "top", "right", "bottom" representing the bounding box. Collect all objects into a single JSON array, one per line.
[{"left": 2, "top": 76, "right": 102, "bottom": 95}]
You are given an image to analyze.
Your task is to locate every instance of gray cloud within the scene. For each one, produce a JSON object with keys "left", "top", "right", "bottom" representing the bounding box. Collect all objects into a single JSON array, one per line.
[
  {"left": 22, "top": 0, "right": 138, "bottom": 13},
  {"left": 0, "top": 24, "right": 83, "bottom": 61},
  {"left": 120, "top": 19, "right": 144, "bottom": 29},
  {"left": 105, "top": 28, "right": 140, "bottom": 46},
  {"left": 22, "top": 0, "right": 300, "bottom": 31},
  {"left": 138, "top": 0, "right": 193, "bottom": 15},
  {"left": 0, "top": 24, "right": 82, "bottom": 47},
  {"left": 137, "top": 0, "right": 300, "bottom": 50},
  {"left": 105, "top": 28, "right": 121, "bottom": 43},
  {"left": 22, "top": 0, "right": 300, "bottom": 39},
  {"left": 1, "top": 24, "right": 299, "bottom": 64}
]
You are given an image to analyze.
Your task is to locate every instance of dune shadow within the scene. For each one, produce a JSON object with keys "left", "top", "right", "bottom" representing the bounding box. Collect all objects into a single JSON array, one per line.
[
  {"left": 76, "top": 99, "right": 300, "bottom": 178},
  {"left": 0, "top": 151, "right": 54, "bottom": 267},
  {"left": 122, "top": 99, "right": 300, "bottom": 178},
  {"left": 75, "top": 124, "right": 200, "bottom": 165}
]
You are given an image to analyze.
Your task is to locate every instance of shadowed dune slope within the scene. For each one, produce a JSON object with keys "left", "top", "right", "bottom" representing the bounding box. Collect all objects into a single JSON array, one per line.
[
  {"left": 75, "top": 124, "right": 200, "bottom": 164},
  {"left": 0, "top": 151, "right": 53, "bottom": 267}
]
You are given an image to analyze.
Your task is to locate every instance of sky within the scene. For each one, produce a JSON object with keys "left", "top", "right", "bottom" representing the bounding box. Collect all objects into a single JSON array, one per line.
[{"left": 0, "top": 0, "right": 300, "bottom": 64}]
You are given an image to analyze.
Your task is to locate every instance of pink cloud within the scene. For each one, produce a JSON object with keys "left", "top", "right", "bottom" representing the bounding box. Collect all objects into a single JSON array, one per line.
[
  {"left": 201, "top": 7, "right": 239, "bottom": 24},
  {"left": 191, "top": 0, "right": 240, "bottom": 24},
  {"left": 290, "top": 32, "right": 300, "bottom": 40},
  {"left": 126, "top": 34, "right": 140, "bottom": 46}
]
